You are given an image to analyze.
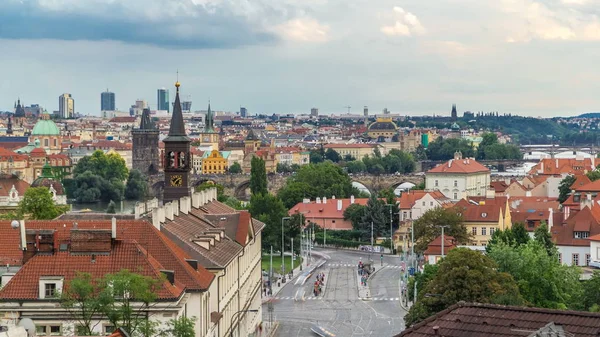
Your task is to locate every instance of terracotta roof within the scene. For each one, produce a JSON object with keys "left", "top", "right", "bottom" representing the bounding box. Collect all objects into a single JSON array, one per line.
[
  {"left": 0, "top": 178, "right": 29, "bottom": 197},
  {"left": 553, "top": 205, "right": 600, "bottom": 246},
  {"left": 396, "top": 302, "right": 600, "bottom": 337},
  {"left": 289, "top": 198, "right": 369, "bottom": 219},
  {"left": 0, "top": 147, "right": 28, "bottom": 161},
  {"left": 397, "top": 190, "right": 450, "bottom": 210},
  {"left": 423, "top": 235, "right": 456, "bottom": 256},
  {"left": 490, "top": 181, "right": 509, "bottom": 193},
  {"left": 427, "top": 158, "right": 489, "bottom": 174},
  {"left": 0, "top": 220, "right": 214, "bottom": 293},
  {"left": 29, "top": 147, "right": 47, "bottom": 157},
  {"left": 575, "top": 179, "right": 600, "bottom": 192},
  {"left": 508, "top": 197, "right": 559, "bottom": 212},
  {"left": 454, "top": 202, "right": 502, "bottom": 223},
  {"left": 109, "top": 117, "right": 137, "bottom": 123},
  {"left": 571, "top": 174, "right": 592, "bottom": 190},
  {"left": 529, "top": 158, "right": 595, "bottom": 176}
]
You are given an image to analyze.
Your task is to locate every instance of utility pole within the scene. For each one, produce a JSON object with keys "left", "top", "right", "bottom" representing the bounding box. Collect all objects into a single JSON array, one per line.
[
  {"left": 291, "top": 237, "right": 294, "bottom": 273},
  {"left": 269, "top": 246, "right": 273, "bottom": 294},
  {"left": 387, "top": 204, "right": 395, "bottom": 254},
  {"left": 324, "top": 227, "right": 326, "bottom": 246},
  {"left": 440, "top": 225, "right": 449, "bottom": 258},
  {"left": 282, "top": 217, "right": 291, "bottom": 278},
  {"left": 370, "top": 221, "right": 374, "bottom": 262}
]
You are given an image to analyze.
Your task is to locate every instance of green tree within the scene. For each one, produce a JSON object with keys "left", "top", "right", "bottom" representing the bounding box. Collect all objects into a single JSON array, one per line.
[
  {"left": 72, "top": 151, "right": 129, "bottom": 203},
  {"left": 125, "top": 169, "right": 148, "bottom": 200},
  {"left": 407, "top": 264, "right": 439, "bottom": 301},
  {"left": 228, "top": 162, "right": 242, "bottom": 174},
  {"left": 345, "top": 160, "right": 367, "bottom": 174},
  {"left": 405, "top": 248, "right": 522, "bottom": 327},
  {"left": 583, "top": 272, "right": 600, "bottom": 311},
  {"left": 359, "top": 193, "right": 387, "bottom": 240},
  {"left": 512, "top": 222, "right": 530, "bottom": 246},
  {"left": 412, "top": 207, "right": 470, "bottom": 252},
  {"left": 343, "top": 203, "right": 366, "bottom": 230},
  {"left": 276, "top": 163, "right": 293, "bottom": 173},
  {"left": 250, "top": 156, "right": 268, "bottom": 196},
  {"left": 60, "top": 272, "right": 106, "bottom": 335},
  {"left": 324, "top": 148, "right": 341, "bottom": 163},
  {"left": 534, "top": 222, "right": 557, "bottom": 256},
  {"left": 17, "top": 187, "right": 68, "bottom": 220},
  {"left": 248, "top": 193, "right": 288, "bottom": 250},
  {"left": 588, "top": 170, "right": 600, "bottom": 182},
  {"left": 476, "top": 132, "right": 499, "bottom": 160},
  {"left": 412, "top": 144, "right": 428, "bottom": 161},
  {"left": 426, "top": 138, "right": 475, "bottom": 161},
  {"left": 159, "top": 316, "right": 196, "bottom": 337},
  {"left": 488, "top": 241, "right": 581, "bottom": 309},
  {"left": 309, "top": 148, "right": 324, "bottom": 164},
  {"left": 277, "top": 162, "right": 359, "bottom": 209},
  {"left": 100, "top": 269, "right": 161, "bottom": 336},
  {"left": 106, "top": 200, "right": 117, "bottom": 214},
  {"left": 557, "top": 175, "right": 576, "bottom": 203}
]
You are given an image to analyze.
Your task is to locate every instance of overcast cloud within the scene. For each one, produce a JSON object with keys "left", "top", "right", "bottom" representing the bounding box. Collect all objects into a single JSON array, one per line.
[{"left": 1, "top": 0, "right": 600, "bottom": 117}]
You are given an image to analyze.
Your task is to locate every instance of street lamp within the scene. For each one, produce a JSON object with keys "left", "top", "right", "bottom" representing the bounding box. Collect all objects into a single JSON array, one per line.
[
  {"left": 231, "top": 309, "right": 259, "bottom": 337},
  {"left": 437, "top": 225, "right": 450, "bottom": 258},
  {"left": 281, "top": 217, "right": 291, "bottom": 279},
  {"left": 386, "top": 204, "right": 397, "bottom": 254}
]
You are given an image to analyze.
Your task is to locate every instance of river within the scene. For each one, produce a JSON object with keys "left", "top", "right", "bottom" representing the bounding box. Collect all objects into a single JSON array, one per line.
[{"left": 69, "top": 200, "right": 138, "bottom": 214}]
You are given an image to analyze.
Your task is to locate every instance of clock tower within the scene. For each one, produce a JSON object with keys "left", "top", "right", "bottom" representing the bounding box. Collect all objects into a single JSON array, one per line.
[
  {"left": 163, "top": 80, "right": 192, "bottom": 203},
  {"left": 199, "top": 103, "right": 220, "bottom": 150}
]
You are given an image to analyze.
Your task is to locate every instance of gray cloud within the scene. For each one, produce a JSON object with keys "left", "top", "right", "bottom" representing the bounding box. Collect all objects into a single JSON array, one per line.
[{"left": 0, "top": 0, "right": 290, "bottom": 48}]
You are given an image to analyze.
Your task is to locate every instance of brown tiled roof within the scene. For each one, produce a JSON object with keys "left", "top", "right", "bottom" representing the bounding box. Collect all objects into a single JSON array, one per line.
[
  {"left": 163, "top": 212, "right": 242, "bottom": 268},
  {"left": 423, "top": 235, "right": 456, "bottom": 256},
  {"left": 529, "top": 158, "right": 595, "bottom": 176},
  {"left": 576, "top": 179, "right": 600, "bottom": 192},
  {"left": 454, "top": 203, "right": 502, "bottom": 223},
  {"left": 0, "top": 178, "right": 29, "bottom": 197},
  {"left": 490, "top": 181, "right": 509, "bottom": 193},
  {"left": 396, "top": 302, "right": 600, "bottom": 337},
  {"left": 289, "top": 198, "right": 369, "bottom": 219},
  {"left": 553, "top": 205, "right": 600, "bottom": 246},
  {"left": 571, "top": 174, "right": 592, "bottom": 190},
  {"left": 0, "top": 220, "right": 214, "bottom": 291},
  {"left": 0, "top": 241, "right": 182, "bottom": 300},
  {"left": 427, "top": 158, "right": 489, "bottom": 174}
]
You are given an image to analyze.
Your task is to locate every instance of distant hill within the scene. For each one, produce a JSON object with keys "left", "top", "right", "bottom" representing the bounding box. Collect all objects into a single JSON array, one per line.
[{"left": 576, "top": 112, "right": 600, "bottom": 118}]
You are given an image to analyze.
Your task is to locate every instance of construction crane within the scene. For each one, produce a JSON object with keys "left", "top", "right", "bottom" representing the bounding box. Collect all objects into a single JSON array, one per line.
[{"left": 344, "top": 106, "right": 351, "bottom": 114}]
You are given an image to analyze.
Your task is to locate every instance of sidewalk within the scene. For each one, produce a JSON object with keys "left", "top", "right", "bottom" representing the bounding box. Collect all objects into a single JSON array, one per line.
[{"left": 357, "top": 263, "right": 388, "bottom": 300}]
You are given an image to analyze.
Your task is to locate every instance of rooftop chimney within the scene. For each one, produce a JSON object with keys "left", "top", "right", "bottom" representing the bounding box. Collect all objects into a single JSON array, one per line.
[
  {"left": 548, "top": 208, "right": 554, "bottom": 230},
  {"left": 556, "top": 158, "right": 559, "bottom": 169},
  {"left": 323, "top": 197, "right": 327, "bottom": 204},
  {"left": 337, "top": 199, "right": 343, "bottom": 211},
  {"left": 448, "top": 159, "right": 453, "bottom": 168},
  {"left": 111, "top": 217, "right": 117, "bottom": 239},
  {"left": 316, "top": 197, "right": 321, "bottom": 204},
  {"left": 303, "top": 198, "right": 310, "bottom": 203}
]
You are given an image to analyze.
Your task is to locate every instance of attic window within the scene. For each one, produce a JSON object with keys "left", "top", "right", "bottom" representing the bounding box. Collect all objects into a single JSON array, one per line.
[{"left": 481, "top": 213, "right": 487, "bottom": 218}]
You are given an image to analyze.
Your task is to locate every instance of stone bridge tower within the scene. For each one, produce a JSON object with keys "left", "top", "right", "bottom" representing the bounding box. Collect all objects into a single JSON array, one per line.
[{"left": 132, "top": 108, "right": 159, "bottom": 175}]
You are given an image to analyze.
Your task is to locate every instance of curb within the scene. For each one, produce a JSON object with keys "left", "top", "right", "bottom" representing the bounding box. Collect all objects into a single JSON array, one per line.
[
  {"left": 265, "top": 322, "right": 280, "bottom": 337},
  {"left": 357, "top": 264, "right": 388, "bottom": 301}
]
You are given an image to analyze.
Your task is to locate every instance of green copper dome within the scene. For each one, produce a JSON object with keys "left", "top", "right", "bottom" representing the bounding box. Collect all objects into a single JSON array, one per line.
[{"left": 32, "top": 119, "right": 60, "bottom": 136}]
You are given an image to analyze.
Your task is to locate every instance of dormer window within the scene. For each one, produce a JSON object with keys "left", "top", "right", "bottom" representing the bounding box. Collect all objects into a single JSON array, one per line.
[
  {"left": 39, "top": 276, "right": 63, "bottom": 299},
  {"left": 574, "top": 231, "right": 590, "bottom": 239},
  {"left": 481, "top": 213, "right": 487, "bottom": 218},
  {"left": 574, "top": 194, "right": 581, "bottom": 202}
]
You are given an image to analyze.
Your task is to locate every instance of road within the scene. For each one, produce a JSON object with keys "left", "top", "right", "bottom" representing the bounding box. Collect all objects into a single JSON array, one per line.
[{"left": 263, "top": 248, "right": 406, "bottom": 336}]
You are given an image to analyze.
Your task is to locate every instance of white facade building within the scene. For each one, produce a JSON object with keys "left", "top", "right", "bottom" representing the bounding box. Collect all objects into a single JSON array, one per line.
[{"left": 425, "top": 151, "right": 491, "bottom": 201}]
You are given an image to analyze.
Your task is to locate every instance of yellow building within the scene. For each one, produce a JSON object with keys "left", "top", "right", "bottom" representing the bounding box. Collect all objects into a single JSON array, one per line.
[
  {"left": 367, "top": 116, "right": 398, "bottom": 139},
  {"left": 456, "top": 197, "right": 512, "bottom": 246},
  {"left": 202, "top": 150, "right": 229, "bottom": 174}
]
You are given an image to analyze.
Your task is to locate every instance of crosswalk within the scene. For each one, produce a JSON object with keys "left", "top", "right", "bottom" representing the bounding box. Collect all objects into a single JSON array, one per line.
[
  {"left": 327, "top": 263, "right": 404, "bottom": 269},
  {"left": 273, "top": 296, "right": 400, "bottom": 302}
]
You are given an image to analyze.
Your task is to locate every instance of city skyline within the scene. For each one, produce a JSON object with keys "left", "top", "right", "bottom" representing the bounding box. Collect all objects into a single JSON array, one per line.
[{"left": 1, "top": 0, "right": 600, "bottom": 117}]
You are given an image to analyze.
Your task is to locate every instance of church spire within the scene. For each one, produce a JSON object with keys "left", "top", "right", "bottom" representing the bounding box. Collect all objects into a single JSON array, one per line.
[
  {"left": 205, "top": 101, "right": 215, "bottom": 133},
  {"left": 166, "top": 80, "right": 187, "bottom": 138}
]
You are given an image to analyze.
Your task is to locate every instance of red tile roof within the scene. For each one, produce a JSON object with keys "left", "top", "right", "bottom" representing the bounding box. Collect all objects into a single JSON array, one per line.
[
  {"left": 289, "top": 198, "right": 369, "bottom": 219},
  {"left": 396, "top": 302, "right": 600, "bottom": 337},
  {"left": 575, "top": 179, "right": 600, "bottom": 192},
  {"left": 490, "top": 181, "right": 509, "bottom": 193},
  {"left": 323, "top": 143, "right": 376, "bottom": 149},
  {"left": 427, "top": 158, "right": 489, "bottom": 174},
  {"left": 454, "top": 201, "right": 503, "bottom": 223},
  {"left": 529, "top": 158, "right": 595, "bottom": 176},
  {"left": 423, "top": 235, "right": 456, "bottom": 256},
  {"left": 553, "top": 205, "right": 600, "bottom": 246},
  {"left": 397, "top": 190, "right": 450, "bottom": 210},
  {"left": 0, "top": 178, "right": 29, "bottom": 198},
  {"left": 571, "top": 174, "right": 592, "bottom": 190},
  {"left": 0, "top": 220, "right": 214, "bottom": 296}
]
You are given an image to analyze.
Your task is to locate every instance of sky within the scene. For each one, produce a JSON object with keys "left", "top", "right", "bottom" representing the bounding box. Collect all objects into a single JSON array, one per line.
[{"left": 1, "top": 0, "right": 600, "bottom": 117}]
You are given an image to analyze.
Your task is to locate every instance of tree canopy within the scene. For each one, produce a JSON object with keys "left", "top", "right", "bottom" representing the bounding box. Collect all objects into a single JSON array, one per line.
[
  {"left": 558, "top": 175, "right": 576, "bottom": 203},
  {"left": 124, "top": 169, "right": 148, "bottom": 200},
  {"left": 405, "top": 248, "right": 522, "bottom": 327},
  {"left": 426, "top": 138, "right": 475, "bottom": 161},
  {"left": 228, "top": 162, "right": 242, "bottom": 174},
  {"left": 248, "top": 193, "right": 288, "bottom": 250},
  {"left": 17, "top": 187, "right": 68, "bottom": 220},
  {"left": 412, "top": 207, "right": 470, "bottom": 252},
  {"left": 69, "top": 150, "right": 129, "bottom": 203},
  {"left": 277, "top": 162, "right": 358, "bottom": 209},
  {"left": 250, "top": 156, "right": 268, "bottom": 196}
]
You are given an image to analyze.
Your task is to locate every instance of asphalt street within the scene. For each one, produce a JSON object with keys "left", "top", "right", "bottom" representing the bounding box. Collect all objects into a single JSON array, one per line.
[{"left": 263, "top": 248, "right": 406, "bottom": 336}]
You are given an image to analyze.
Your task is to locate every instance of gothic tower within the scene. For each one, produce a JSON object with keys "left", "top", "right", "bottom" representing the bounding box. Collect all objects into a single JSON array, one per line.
[
  {"left": 131, "top": 108, "right": 159, "bottom": 175},
  {"left": 451, "top": 104, "right": 458, "bottom": 121},
  {"left": 163, "top": 80, "right": 192, "bottom": 203},
  {"left": 199, "top": 103, "right": 220, "bottom": 150},
  {"left": 6, "top": 115, "right": 13, "bottom": 135}
]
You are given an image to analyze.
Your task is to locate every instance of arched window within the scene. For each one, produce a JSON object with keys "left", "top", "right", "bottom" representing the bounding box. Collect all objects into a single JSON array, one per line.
[{"left": 44, "top": 139, "right": 49, "bottom": 147}]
